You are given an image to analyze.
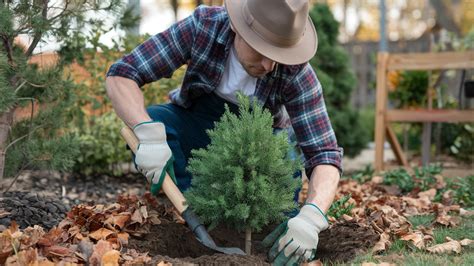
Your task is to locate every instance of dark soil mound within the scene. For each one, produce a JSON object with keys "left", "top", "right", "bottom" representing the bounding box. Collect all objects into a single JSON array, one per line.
[
  {"left": 317, "top": 220, "right": 379, "bottom": 262},
  {"left": 0, "top": 191, "right": 69, "bottom": 229},
  {"left": 128, "top": 219, "right": 378, "bottom": 265}
]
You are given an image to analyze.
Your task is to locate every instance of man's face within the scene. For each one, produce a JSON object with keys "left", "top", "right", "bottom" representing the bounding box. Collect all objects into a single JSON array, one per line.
[{"left": 233, "top": 33, "right": 276, "bottom": 78}]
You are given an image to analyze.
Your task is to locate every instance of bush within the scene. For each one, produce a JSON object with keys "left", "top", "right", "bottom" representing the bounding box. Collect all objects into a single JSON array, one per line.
[{"left": 185, "top": 95, "right": 300, "bottom": 237}]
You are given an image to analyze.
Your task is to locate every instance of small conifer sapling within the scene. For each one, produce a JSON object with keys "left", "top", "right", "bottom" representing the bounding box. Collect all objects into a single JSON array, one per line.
[{"left": 185, "top": 94, "right": 300, "bottom": 254}]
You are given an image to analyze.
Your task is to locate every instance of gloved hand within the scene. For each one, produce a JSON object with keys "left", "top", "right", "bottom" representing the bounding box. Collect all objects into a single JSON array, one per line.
[
  {"left": 262, "top": 204, "right": 329, "bottom": 265},
  {"left": 133, "top": 121, "right": 177, "bottom": 195}
]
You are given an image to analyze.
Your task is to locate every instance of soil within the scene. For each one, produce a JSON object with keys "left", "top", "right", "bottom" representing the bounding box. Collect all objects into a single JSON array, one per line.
[
  {"left": 128, "top": 218, "right": 379, "bottom": 265},
  {"left": 0, "top": 171, "right": 379, "bottom": 265}
]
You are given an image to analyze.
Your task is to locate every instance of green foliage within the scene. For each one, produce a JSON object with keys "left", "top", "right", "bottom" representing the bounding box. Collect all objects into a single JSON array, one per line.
[
  {"left": 185, "top": 95, "right": 300, "bottom": 232},
  {"left": 383, "top": 164, "right": 442, "bottom": 193},
  {"left": 389, "top": 71, "right": 429, "bottom": 108},
  {"left": 309, "top": 4, "right": 370, "bottom": 157},
  {"left": 436, "top": 175, "right": 474, "bottom": 207},
  {"left": 72, "top": 112, "right": 129, "bottom": 175},
  {"left": 383, "top": 168, "right": 415, "bottom": 193},
  {"left": 347, "top": 164, "right": 374, "bottom": 184},
  {"left": 327, "top": 194, "right": 354, "bottom": 220},
  {"left": 0, "top": 1, "right": 123, "bottom": 178},
  {"left": 449, "top": 124, "right": 474, "bottom": 163}
]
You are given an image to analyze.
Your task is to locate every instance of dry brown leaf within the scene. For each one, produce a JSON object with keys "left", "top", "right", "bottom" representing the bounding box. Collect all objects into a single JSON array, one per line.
[
  {"left": 361, "top": 263, "right": 395, "bottom": 266},
  {"left": 89, "top": 240, "right": 113, "bottom": 265},
  {"left": 117, "top": 232, "right": 129, "bottom": 245},
  {"left": 460, "top": 208, "right": 474, "bottom": 217},
  {"left": 89, "top": 228, "right": 115, "bottom": 240},
  {"left": 101, "top": 250, "right": 120, "bottom": 266},
  {"left": 372, "top": 232, "right": 390, "bottom": 254},
  {"left": 418, "top": 188, "right": 437, "bottom": 201},
  {"left": 459, "top": 239, "right": 474, "bottom": 246},
  {"left": 400, "top": 231, "right": 425, "bottom": 249},
  {"left": 435, "top": 213, "right": 460, "bottom": 227},
  {"left": 5, "top": 248, "right": 37, "bottom": 266},
  {"left": 435, "top": 174, "right": 446, "bottom": 189},
  {"left": 371, "top": 176, "right": 384, "bottom": 184},
  {"left": 131, "top": 209, "right": 143, "bottom": 224},
  {"left": 105, "top": 212, "right": 131, "bottom": 229},
  {"left": 44, "top": 245, "right": 73, "bottom": 257},
  {"left": 426, "top": 240, "right": 461, "bottom": 254},
  {"left": 302, "top": 259, "right": 323, "bottom": 266},
  {"left": 157, "top": 261, "right": 173, "bottom": 266}
]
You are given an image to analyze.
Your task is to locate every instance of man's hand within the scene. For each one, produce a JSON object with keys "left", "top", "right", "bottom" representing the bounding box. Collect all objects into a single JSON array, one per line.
[
  {"left": 262, "top": 204, "right": 328, "bottom": 265},
  {"left": 133, "top": 121, "right": 176, "bottom": 195}
]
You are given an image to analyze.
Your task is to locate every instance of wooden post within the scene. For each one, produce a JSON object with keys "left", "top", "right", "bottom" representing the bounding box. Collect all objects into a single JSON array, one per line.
[
  {"left": 374, "top": 53, "right": 389, "bottom": 172},
  {"left": 386, "top": 125, "right": 408, "bottom": 167}
]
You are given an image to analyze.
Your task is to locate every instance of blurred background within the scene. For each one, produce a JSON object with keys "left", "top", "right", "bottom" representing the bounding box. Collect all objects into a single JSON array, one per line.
[{"left": 4, "top": 0, "right": 473, "bottom": 179}]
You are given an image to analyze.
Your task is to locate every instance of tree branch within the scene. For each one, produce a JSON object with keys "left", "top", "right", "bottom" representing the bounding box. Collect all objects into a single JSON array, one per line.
[{"left": 25, "top": 0, "right": 49, "bottom": 57}]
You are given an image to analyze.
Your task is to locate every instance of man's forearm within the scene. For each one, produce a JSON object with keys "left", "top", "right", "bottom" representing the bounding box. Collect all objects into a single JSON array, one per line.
[
  {"left": 106, "top": 76, "right": 152, "bottom": 128},
  {"left": 305, "top": 164, "right": 340, "bottom": 213}
]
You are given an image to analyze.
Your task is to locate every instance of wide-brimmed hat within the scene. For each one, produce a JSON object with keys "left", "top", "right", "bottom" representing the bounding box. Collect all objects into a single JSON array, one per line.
[{"left": 225, "top": 0, "right": 318, "bottom": 65}]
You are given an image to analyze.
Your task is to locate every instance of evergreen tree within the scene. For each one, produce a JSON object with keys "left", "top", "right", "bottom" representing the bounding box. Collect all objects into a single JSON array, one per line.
[
  {"left": 185, "top": 95, "right": 300, "bottom": 254},
  {"left": 309, "top": 4, "right": 370, "bottom": 157},
  {"left": 0, "top": 1, "right": 122, "bottom": 179}
]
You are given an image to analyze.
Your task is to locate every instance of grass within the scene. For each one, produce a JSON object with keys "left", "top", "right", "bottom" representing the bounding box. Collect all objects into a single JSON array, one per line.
[{"left": 341, "top": 215, "right": 474, "bottom": 265}]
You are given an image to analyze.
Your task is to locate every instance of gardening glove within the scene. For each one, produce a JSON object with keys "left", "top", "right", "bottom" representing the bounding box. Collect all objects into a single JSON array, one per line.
[
  {"left": 262, "top": 204, "right": 329, "bottom": 266},
  {"left": 133, "top": 121, "right": 177, "bottom": 195}
]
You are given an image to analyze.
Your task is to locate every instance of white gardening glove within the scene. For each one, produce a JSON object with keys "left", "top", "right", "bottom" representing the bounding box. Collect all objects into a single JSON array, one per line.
[
  {"left": 133, "top": 121, "right": 176, "bottom": 195},
  {"left": 262, "top": 204, "right": 329, "bottom": 265}
]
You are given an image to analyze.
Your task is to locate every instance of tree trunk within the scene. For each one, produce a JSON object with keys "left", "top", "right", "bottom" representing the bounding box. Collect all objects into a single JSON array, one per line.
[
  {"left": 0, "top": 110, "right": 14, "bottom": 179},
  {"left": 245, "top": 227, "right": 252, "bottom": 255}
]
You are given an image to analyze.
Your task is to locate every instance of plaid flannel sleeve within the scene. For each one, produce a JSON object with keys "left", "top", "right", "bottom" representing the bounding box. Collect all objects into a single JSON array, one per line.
[
  {"left": 284, "top": 64, "right": 343, "bottom": 177},
  {"left": 106, "top": 8, "right": 197, "bottom": 86}
]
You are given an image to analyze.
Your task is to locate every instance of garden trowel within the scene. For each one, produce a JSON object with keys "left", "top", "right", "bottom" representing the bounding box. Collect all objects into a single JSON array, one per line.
[{"left": 120, "top": 126, "right": 245, "bottom": 255}]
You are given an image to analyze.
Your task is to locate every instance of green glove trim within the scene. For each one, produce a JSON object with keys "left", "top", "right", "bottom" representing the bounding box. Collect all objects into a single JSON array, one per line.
[
  {"left": 305, "top": 203, "right": 328, "bottom": 222},
  {"left": 150, "top": 156, "right": 177, "bottom": 196},
  {"left": 133, "top": 120, "right": 157, "bottom": 130}
]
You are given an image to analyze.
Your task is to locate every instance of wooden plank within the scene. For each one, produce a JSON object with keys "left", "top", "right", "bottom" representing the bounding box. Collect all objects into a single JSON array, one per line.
[
  {"left": 387, "top": 51, "right": 474, "bottom": 71},
  {"left": 386, "top": 109, "right": 474, "bottom": 122},
  {"left": 374, "top": 53, "right": 390, "bottom": 172},
  {"left": 386, "top": 125, "right": 408, "bottom": 168}
]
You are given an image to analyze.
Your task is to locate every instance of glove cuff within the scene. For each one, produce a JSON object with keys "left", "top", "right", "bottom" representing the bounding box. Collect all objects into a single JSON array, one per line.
[
  {"left": 301, "top": 204, "right": 329, "bottom": 231},
  {"left": 133, "top": 121, "right": 166, "bottom": 142}
]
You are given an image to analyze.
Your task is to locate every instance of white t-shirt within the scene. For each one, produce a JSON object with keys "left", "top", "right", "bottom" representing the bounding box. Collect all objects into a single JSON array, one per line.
[{"left": 215, "top": 46, "right": 257, "bottom": 104}]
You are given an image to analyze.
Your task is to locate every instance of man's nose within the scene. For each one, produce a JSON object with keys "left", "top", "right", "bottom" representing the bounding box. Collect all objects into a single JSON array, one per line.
[{"left": 261, "top": 57, "right": 276, "bottom": 72}]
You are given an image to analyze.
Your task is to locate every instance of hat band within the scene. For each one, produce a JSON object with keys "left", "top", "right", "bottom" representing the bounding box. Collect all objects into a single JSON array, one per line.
[{"left": 241, "top": 3, "right": 302, "bottom": 47}]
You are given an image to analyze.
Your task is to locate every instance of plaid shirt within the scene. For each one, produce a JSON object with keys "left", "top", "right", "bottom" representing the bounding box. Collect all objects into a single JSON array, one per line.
[{"left": 107, "top": 6, "right": 343, "bottom": 176}]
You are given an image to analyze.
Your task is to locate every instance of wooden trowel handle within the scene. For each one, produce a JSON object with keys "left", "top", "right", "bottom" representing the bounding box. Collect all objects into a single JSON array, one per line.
[{"left": 120, "top": 126, "right": 188, "bottom": 214}]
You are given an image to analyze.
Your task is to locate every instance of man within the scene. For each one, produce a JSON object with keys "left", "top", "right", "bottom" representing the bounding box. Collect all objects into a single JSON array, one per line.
[{"left": 106, "top": 0, "right": 342, "bottom": 264}]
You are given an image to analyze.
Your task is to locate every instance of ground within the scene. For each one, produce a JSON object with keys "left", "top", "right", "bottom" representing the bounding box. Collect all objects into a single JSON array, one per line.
[{"left": 0, "top": 155, "right": 472, "bottom": 265}]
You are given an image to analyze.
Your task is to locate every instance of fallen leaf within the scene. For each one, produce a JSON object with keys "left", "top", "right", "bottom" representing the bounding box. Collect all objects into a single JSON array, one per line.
[
  {"left": 302, "top": 259, "right": 323, "bottom": 266},
  {"left": 104, "top": 212, "right": 131, "bottom": 229},
  {"left": 435, "top": 212, "right": 460, "bottom": 227},
  {"left": 117, "top": 232, "right": 129, "bottom": 245},
  {"left": 89, "top": 240, "right": 113, "bottom": 265},
  {"left": 44, "top": 245, "right": 73, "bottom": 257},
  {"left": 418, "top": 188, "right": 437, "bottom": 201},
  {"left": 89, "top": 228, "right": 115, "bottom": 240},
  {"left": 5, "top": 248, "right": 37, "bottom": 265},
  {"left": 362, "top": 263, "right": 395, "bottom": 266},
  {"left": 426, "top": 240, "right": 461, "bottom": 254},
  {"left": 460, "top": 208, "right": 474, "bottom": 217},
  {"left": 371, "top": 176, "right": 384, "bottom": 184},
  {"left": 372, "top": 232, "right": 390, "bottom": 254},
  {"left": 101, "top": 250, "right": 120, "bottom": 265},
  {"left": 459, "top": 239, "right": 474, "bottom": 246},
  {"left": 131, "top": 209, "right": 143, "bottom": 224},
  {"left": 435, "top": 174, "right": 446, "bottom": 189},
  {"left": 400, "top": 231, "right": 425, "bottom": 249},
  {"left": 157, "top": 261, "right": 173, "bottom": 266}
]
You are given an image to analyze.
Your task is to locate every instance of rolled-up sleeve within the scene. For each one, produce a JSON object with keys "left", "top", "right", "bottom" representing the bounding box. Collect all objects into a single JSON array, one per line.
[
  {"left": 284, "top": 64, "right": 343, "bottom": 177},
  {"left": 106, "top": 8, "right": 198, "bottom": 87}
]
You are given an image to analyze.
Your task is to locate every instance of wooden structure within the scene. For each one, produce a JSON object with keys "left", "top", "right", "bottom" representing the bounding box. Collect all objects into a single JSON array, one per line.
[{"left": 374, "top": 51, "right": 474, "bottom": 172}]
